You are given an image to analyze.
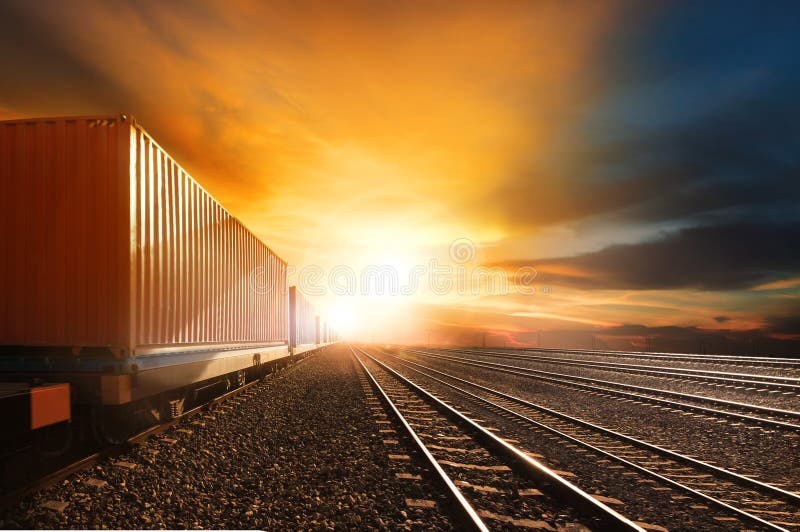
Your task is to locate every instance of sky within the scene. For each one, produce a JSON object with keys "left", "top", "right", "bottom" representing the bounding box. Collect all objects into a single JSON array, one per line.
[{"left": 1, "top": 0, "right": 798, "bottom": 354}]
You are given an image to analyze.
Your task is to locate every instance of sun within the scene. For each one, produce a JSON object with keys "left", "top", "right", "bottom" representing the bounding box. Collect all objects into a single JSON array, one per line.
[{"left": 327, "top": 301, "right": 359, "bottom": 337}]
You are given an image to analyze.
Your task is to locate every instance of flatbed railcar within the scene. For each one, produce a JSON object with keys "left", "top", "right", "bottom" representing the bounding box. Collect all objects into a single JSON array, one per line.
[{"left": 0, "top": 114, "right": 332, "bottom": 447}]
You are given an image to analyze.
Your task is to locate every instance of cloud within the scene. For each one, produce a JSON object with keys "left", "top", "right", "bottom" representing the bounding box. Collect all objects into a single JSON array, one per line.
[
  {"left": 497, "top": 221, "right": 800, "bottom": 291},
  {"left": 752, "top": 277, "right": 800, "bottom": 291},
  {"left": 410, "top": 302, "right": 800, "bottom": 356},
  {"left": 478, "top": 2, "right": 800, "bottom": 232},
  {"left": 2, "top": 1, "right": 798, "bottom": 351},
  {"left": 0, "top": 0, "right": 629, "bottom": 268},
  {"left": 764, "top": 302, "right": 800, "bottom": 337},
  {"left": 481, "top": 74, "right": 800, "bottom": 232},
  {"left": 0, "top": 2, "right": 128, "bottom": 114}
]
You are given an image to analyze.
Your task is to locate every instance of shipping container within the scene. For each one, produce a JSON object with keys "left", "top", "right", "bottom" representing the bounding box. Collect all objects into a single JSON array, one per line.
[
  {"left": 0, "top": 114, "right": 289, "bottom": 404},
  {"left": 288, "top": 286, "right": 317, "bottom": 350}
]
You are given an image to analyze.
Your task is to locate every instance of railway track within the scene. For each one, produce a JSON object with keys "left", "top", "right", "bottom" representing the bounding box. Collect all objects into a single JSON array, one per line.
[
  {"left": 377, "top": 348, "right": 800, "bottom": 531},
  {"left": 350, "top": 346, "right": 643, "bottom": 531},
  {"left": 514, "top": 347, "right": 800, "bottom": 372},
  {"left": 446, "top": 348, "right": 800, "bottom": 392},
  {"left": 408, "top": 348, "right": 800, "bottom": 431}
]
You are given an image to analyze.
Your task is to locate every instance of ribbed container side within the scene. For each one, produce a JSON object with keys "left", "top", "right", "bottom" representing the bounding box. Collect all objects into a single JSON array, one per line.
[
  {"left": 289, "top": 286, "right": 316, "bottom": 347},
  {"left": 0, "top": 114, "right": 288, "bottom": 355},
  {"left": 0, "top": 117, "right": 131, "bottom": 349},
  {"left": 130, "top": 124, "right": 287, "bottom": 348}
]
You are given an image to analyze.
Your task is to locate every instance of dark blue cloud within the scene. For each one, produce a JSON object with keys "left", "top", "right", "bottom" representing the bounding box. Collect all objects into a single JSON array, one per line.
[
  {"left": 614, "top": 2, "right": 800, "bottom": 76},
  {"left": 579, "top": 1, "right": 800, "bottom": 226},
  {"left": 493, "top": 4, "right": 800, "bottom": 296},
  {"left": 0, "top": 2, "right": 126, "bottom": 112},
  {"left": 487, "top": 3, "right": 800, "bottom": 232},
  {"left": 500, "top": 221, "right": 800, "bottom": 291}
]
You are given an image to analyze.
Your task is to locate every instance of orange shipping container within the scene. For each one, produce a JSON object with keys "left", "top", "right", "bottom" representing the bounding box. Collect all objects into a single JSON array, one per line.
[{"left": 0, "top": 114, "right": 288, "bottom": 357}]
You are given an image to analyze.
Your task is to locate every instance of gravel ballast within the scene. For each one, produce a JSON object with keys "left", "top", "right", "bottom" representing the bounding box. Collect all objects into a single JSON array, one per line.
[
  {"left": 372, "top": 350, "right": 784, "bottom": 531},
  {"left": 399, "top": 349, "right": 800, "bottom": 494},
  {"left": 358, "top": 352, "right": 599, "bottom": 531},
  {"left": 445, "top": 350, "right": 800, "bottom": 410},
  {"left": 1, "top": 346, "right": 455, "bottom": 530},
  {"left": 507, "top": 350, "right": 800, "bottom": 379}
]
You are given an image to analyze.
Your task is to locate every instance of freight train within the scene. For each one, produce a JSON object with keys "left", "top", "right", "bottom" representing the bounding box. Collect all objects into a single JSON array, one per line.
[{"left": 0, "top": 114, "right": 336, "bottom": 450}]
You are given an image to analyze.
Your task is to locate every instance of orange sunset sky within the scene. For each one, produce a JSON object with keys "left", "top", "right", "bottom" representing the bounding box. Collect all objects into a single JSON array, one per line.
[{"left": 1, "top": 1, "right": 798, "bottom": 353}]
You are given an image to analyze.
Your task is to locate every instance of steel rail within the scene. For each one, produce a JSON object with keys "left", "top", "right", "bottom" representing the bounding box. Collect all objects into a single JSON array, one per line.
[
  {"left": 375, "top": 349, "right": 792, "bottom": 532},
  {"left": 508, "top": 346, "right": 800, "bottom": 368},
  {"left": 350, "top": 347, "right": 488, "bottom": 531},
  {"left": 447, "top": 348, "right": 800, "bottom": 391},
  {"left": 354, "top": 346, "right": 645, "bottom": 531},
  {"left": 408, "top": 348, "right": 800, "bottom": 431}
]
